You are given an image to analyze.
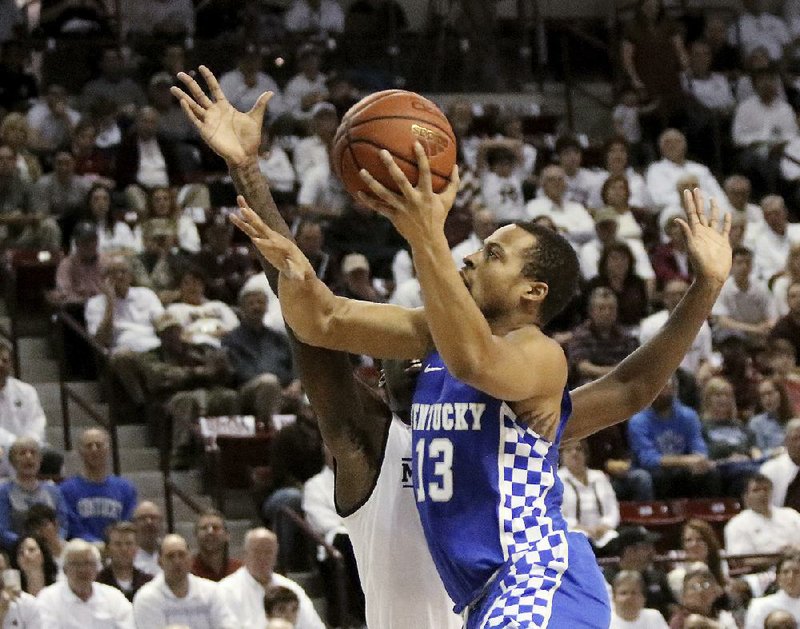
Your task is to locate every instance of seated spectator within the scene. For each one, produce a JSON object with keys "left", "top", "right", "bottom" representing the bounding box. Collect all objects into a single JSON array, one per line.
[
  {"left": 772, "top": 244, "right": 800, "bottom": 317},
  {"left": 132, "top": 501, "right": 163, "bottom": 576},
  {"left": 70, "top": 120, "right": 114, "bottom": 183},
  {"left": 476, "top": 142, "right": 526, "bottom": 223},
  {"left": 668, "top": 520, "right": 728, "bottom": 602},
  {"left": 595, "top": 175, "right": 649, "bottom": 248},
  {"left": 31, "top": 149, "right": 91, "bottom": 247},
  {"left": 303, "top": 452, "right": 365, "bottom": 625},
  {"left": 219, "top": 46, "right": 284, "bottom": 116},
  {"left": 584, "top": 240, "right": 650, "bottom": 328},
  {"left": 750, "top": 377, "right": 795, "bottom": 458},
  {"left": 191, "top": 510, "right": 241, "bottom": 582},
  {"left": 0, "top": 113, "right": 42, "bottom": 183},
  {"left": 26, "top": 85, "right": 80, "bottom": 154},
  {"left": 296, "top": 158, "right": 350, "bottom": 218},
  {"left": 146, "top": 72, "right": 195, "bottom": 145},
  {"left": 681, "top": 39, "right": 736, "bottom": 115},
  {"left": 451, "top": 208, "right": 498, "bottom": 268},
  {"left": 59, "top": 428, "right": 137, "bottom": 542},
  {"left": 764, "top": 339, "right": 800, "bottom": 412},
  {"left": 525, "top": 165, "right": 595, "bottom": 245},
  {"left": 567, "top": 287, "right": 640, "bottom": 387},
  {"left": 669, "top": 563, "right": 737, "bottom": 629},
  {"left": 81, "top": 47, "right": 146, "bottom": 118},
  {"left": 641, "top": 279, "right": 712, "bottom": 373},
  {"left": 751, "top": 196, "right": 800, "bottom": 282},
  {"left": 0, "top": 341, "right": 62, "bottom": 476},
  {"left": 24, "top": 503, "right": 66, "bottom": 570},
  {"left": 193, "top": 220, "right": 252, "bottom": 304},
  {"left": 134, "top": 219, "right": 190, "bottom": 302},
  {"left": 295, "top": 219, "right": 333, "bottom": 285},
  {"left": 645, "top": 129, "right": 729, "bottom": 211},
  {"left": 723, "top": 175, "right": 765, "bottom": 230},
  {"left": 771, "top": 281, "right": 800, "bottom": 363},
  {"left": 744, "top": 549, "right": 800, "bottom": 629},
  {"left": 728, "top": 0, "right": 789, "bottom": 61},
  {"left": 761, "top": 418, "right": 800, "bottom": 510},
  {"left": 257, "top": 123, "right": 296, "bottom": 197},
  {"left": 556, "top": 135, "right": 596, "bottom": 207},
  {"left": 166, "top": 268, "right": 239, "bottom": 347},
  {"left": 264, "top": 585, "right": 300, "bottom": 626},
  {"left": 283, "top": 44, "right": 328, "bottom": 118},
  {"left": 711, "top": 246, "right": 778, "bottom": 344},
  {"left": 725, "top": 474, "right": 800, "bottom": 576},
  {"left": 143, "top": 186, "right": 200, "bottom": 255},
  {"left": 734, "top": 68, "right": 798, "bottom": 200},
  {"left": 132, "top": 534, "right": 237, "bottom": 627},
  {"left": 651, "top": 208, "right": 693, "bottom": 290},
  {"left": 82, "top": 183, "right": 141, "bottom": 255},
  {"left": 96, "top": 521, "right": 153, "bottom": 602},
  {"left": 0, "top": 548, "right": 41, "bottom": 626},
  {"left": 336, "top": 253, "right": 384, "bottom": 302},
  {"left": 115, "top": 108, "right": 184, "bottom": 209},
  {"left": 587, "top": 137, "right": 651, "bottom": 211},
  {"left": 294, "top": 101, "right": 338, "bottom": 182},
  {"left": 283, "top": 0, "right": 345, "bottom": 37},
  {"left": 605, "top": 525, "right": 675, "bottom": 619},
  {"left": 37, "top": 539, "right": 134, "bottom": 628},
  {"left": 218, "top": 528, "right": 325, "bottom": 629},
  {"left": 0, "top": 437, "right": 68, "bottom": 549},
  {"left": 610, "top": 570, "right": 669, "bottom": 629},
  {"left": 558, "top": 440, "right": 619, "bottom": 551},
  {"left": 50, "top": 221, "right": 104, "bottom": 306},
  {"left": 628, "top": 377, "right": 721, "bottom": 499},
  {"left": 11, "top": 535, "right": 57, "bottom": 596},
  {"left": 701, "top": 376, "right": 761, "bottom": 496}
]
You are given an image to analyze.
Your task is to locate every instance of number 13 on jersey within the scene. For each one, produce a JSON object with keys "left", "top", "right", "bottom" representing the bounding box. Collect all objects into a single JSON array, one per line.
[{"left": 415, "top": 437, "right": 454, "bottom": 502}]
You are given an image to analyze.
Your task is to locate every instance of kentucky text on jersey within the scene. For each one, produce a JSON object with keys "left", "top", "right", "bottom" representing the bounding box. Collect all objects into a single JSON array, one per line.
[{"left": 410, "top": 402, "right": 486, "bottom": 432}]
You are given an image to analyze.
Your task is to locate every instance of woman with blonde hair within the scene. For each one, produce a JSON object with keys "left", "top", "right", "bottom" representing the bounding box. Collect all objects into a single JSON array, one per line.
[
  {"left": 0, "top": 113, "right": 42, "bottom": 183},
  {"left": 772, "top": 243, "right": 800, "bottom": 316}
]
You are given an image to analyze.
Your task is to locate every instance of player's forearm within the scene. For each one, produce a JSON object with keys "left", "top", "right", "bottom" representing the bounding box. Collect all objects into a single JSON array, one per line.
[
  {"left": 410, "top": 232, "right": 493, "bottom": 378},
  {"left": 229, "top": 156, "right": 291, "bottom": 292}
]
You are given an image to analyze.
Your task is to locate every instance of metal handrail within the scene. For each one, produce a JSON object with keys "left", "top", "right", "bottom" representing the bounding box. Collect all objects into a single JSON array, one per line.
[
  {"left": 163, "top": 476, "right": 206, "bottom": 533},
  {"left": 55, "top": 309, "right": 120, "bottom": 475}
]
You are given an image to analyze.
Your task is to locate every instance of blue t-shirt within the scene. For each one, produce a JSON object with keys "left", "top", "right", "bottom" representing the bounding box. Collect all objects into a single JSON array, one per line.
[
  {"left": 0, "top": 480, "right": 69, "bottom": 549},
  {"left": 60, "top": 475, "right": 137, "bottom": 541},
  {"left": 628, "top": 401, "right": 708, "bottom": 469}
]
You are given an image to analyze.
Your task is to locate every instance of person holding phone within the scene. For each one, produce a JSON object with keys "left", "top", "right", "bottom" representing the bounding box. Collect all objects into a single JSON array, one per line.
[{"left": 0, "top": 549, "right": 41, "bottom": 628}]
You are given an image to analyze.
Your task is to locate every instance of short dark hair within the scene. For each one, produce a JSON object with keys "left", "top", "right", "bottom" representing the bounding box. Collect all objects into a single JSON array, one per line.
[
  {"left": 513, "top": 222, "right": 580, "bottom": 325},
  {"left": 555, "top": 135, "right": 582, "bottom": 154},
  {"left": 746, "top": 472, "right": 773, "bottom": 491},
  {"left": 599, "top": 241, "right": 635, "bottom": 280},
  {"left": 105, "top": 521, "right": 137, "bottom": 542},
  {"left": 732, "top": 245, "right": 753, "bottom": 259},
  {"left": 264, "top": 585, "right": 299, "bottom": 615},
  {"left": 485, "top": 146, "right": 516, "bottom": 168},
  {"left": 24, "top": 503, "right": 57, "bottom": 533},
  {"left": 601, "top": 174, "right": 630, "bottom": 205}
]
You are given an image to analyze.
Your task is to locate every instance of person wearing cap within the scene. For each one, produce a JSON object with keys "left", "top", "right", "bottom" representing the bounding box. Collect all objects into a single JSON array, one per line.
[
  {"left": 604, "top": 525, "right": 675, "bottom": 619},
  {"left": 218, "top": 46, "right": 284, "bottom": 115},
  {"left": 337, "top": 253, "right": 383, "bottom": 302},
  {"left": 51, "top": 221, "right": 105, "bottom": 305},
  {"left": 284, "top": 44, "right": 328, "bottom": 117},
  {"left": 293, "top": 101, "right": 338, "bottom": 182}
]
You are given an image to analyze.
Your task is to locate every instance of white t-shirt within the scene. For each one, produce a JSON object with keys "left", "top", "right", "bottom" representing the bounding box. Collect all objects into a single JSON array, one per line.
[
  {"left": 525, "top": 196, "right": 595, "bottom": 245},
  {"left": 0, "top": 376, "right": 46, "bottom": 444},
  {"left": 84, "top": 286, "right": 164, "bottom": 353},
  {"left": 37, "top": 581, "right": 134, "bottom": 629},
  {"left": 166, "top": 300, "right": 239, "bottom": 348},
  {"left": 724, "top": 507, "right": 800, "bottom": 555},
  {"left": 609, "top": 608, "right": 668, "bottom": 629},
  {"left": 2, "top": 590, "right": 42, "bottom": 628},
  {"left": 132, "top": 573, "right": 237, "bottom": 629},
  {"left": 480, "top": 171, "right": 526, "bottom": 222},
  {"left": 343, "top": 417, "right": 462, "bottom": 629},
  {"left": 745, "top": 590, "right": 800, "bottom": 629}
]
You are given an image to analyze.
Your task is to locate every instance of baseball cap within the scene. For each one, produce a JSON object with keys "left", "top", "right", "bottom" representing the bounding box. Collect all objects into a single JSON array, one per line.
[
  {"left": 607, "top": 525, "right": 660, "bottom": 555},
  {"left": 341, "top": 253, "right": 370, "bottom": 275}
]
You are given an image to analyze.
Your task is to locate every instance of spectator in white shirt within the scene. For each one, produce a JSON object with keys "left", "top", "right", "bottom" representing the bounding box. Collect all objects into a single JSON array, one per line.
[
  {"left": 26, "top": 85, "right": 80, "bottom": 154},
  {"left": 682, "top": 40, "right": 736, "bottom": 114},
  {"left": 645, "top": 129, "right": 729, "bottom": 211},
  {"left": 525, "top": 165, "right": 595, "bottom": 245},
  {"left": 640, "top": 278, "right": 713, "bottom": 374},
  {"left": 132, "top": 501, "right": 163, "bottom": 576},
  {"left": 132, "top": 534, "right": 237, "bottom": 629},
  {"left": 0, "top": 548, "right": 42, "bottom": 628},
  {"left": 37, "top": 539, "right": 134, "bottom": 628},
  {"left": 293, "top": 102, "right": 338, "bottom": 182},
  {"left": 733, "top": 68, "right": 798, "bottom": 199},
  {"left": 477, "top": 143, "right": 526, "bottom": 223},
  {"left": 744, "top": 549, "right": 800, "bottom": 629},
  {"left": 218, "top": 47, "right": 284, "bottom": 116},
  {"left": 283, "top": 44, "right": 328, "bottom": 118},
  {"left": 711, "top": 245, "right": 778, "bottom": 343},
  {"left": 728, "top": 0, "right": 790, "bottom": 61},
  {"left": 558, "top": 440, "right": 619, "bottom": 550},
  {"left": 258, "top": 125, "right": 296, "bottom": 196},
  {"left": 451, "top": 208, "right": 498, "bottom": 268},
  {"left": 752, "top": 195, "right": 800, "bottom": 281},
  {"left": 217, "top": 528, "right": 324, "bottom": 629},
  {"left": 610, "top": 570, "right": 668, "bottom": 629},
  {"left": 723, "top": 175, "right": 765, "bottom": 236},
  {"left": 284, "top": 0, "right": 345, "bottom": 36},
  {"left": 760, "top": 418, "right": 800, "bottom": 508},
  {"left": 556, "top": 135, "right": 596, "bottom": 207},
  {"left": 587, "top": 137, "right": 651, "bottom": 211},
  {"left": 724, "top": 474, "right": 800, "bottom": 575}
]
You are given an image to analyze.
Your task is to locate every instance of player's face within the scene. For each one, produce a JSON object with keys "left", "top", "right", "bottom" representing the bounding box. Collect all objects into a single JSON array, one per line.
[{"left": 461, "top": 225, "right": 538, "bottom": 322}]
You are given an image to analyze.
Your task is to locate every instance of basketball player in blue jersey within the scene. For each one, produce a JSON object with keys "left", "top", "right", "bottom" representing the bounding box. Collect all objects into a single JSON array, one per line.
[{"left": 174, "top": 67, "right": 733, "bottom": 629}]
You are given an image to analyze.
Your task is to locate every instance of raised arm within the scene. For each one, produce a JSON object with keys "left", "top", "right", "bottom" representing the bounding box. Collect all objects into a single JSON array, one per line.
[{"left": 565, "top": 189, "right": 731, "bottom": 442}]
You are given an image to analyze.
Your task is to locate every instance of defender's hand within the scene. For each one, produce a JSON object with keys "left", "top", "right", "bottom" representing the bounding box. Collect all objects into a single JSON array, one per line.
[
  {"left": 677, "top": 188, "right": 732, "bottom": 287},
  {"left": 171, "top": 65, "right": 271, "bottom": 167}
]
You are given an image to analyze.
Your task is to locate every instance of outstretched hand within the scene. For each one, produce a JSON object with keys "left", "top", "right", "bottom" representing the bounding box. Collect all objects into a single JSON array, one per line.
[
  {"left": 171, "top": 65, "right": 271, "bottom": 167},
  {"left": 676, "top": 188, "right": 732, "bottom": 286},
  {"left": 228, "top": 196, "right": 314, "bottom": 281},
  {"left": 356, "top": 142, "right": 460, "bottom": 244}
]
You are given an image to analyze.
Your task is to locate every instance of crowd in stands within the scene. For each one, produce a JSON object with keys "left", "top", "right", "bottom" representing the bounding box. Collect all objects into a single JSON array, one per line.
[{"left": 0, "top": 0, "right": 799, "bottom": 627}]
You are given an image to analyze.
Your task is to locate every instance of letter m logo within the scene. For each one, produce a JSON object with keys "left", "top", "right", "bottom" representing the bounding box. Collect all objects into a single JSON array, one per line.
[{"left": 401, "top": 457, "right": 413, "bottom": 488}]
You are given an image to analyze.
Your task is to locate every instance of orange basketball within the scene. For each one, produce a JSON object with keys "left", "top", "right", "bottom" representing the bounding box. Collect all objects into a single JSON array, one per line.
[{"left": 331, "top": 90, "right": 457, "bottom": 201}]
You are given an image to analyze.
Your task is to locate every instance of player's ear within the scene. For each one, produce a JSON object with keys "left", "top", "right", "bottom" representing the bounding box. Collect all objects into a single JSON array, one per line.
[{"left": 521, "top": 280, "right": 548, "bottom": 308}]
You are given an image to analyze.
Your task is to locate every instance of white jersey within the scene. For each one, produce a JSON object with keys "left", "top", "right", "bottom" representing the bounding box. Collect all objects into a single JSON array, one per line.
[{"left": 342, "top": 416, "right": 461, "bottom": 629}]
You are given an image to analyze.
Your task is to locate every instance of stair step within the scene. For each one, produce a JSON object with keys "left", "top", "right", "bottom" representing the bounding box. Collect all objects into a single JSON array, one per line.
[{"left": 62, "top": 447, "right": 160, "bottom": 475}]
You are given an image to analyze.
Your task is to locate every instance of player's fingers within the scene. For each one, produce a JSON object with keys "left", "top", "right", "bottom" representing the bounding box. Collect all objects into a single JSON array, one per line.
[
  {"left": 378, "top": 150, "right": 416, "bottom": 200},
  {"left": 414, "top": 142, "right": 433, "bottom": 193},
  {"left": 442, "top": 164, "right": 460, "bottom": 207},
  {"left": 721, "top": 211, "right": 732, "bottom": 239},
  {"left": 176, "top": 71, "right": 213, "bottom": 109},
  {"left": 693, "top": 188, "right": 708, "bottom": 227},
  {"left": 356, "top": 191, "right": 396, "bottom": 218},
  {"left": 674, "top": 218, "right": 692, "bottom": 243},
  {"left": 709, "top": 197, "right": 720, "bottom": 230},
  {"left": 228, "top": 212, "right": 258, "bottom": 239},
  {"left": 359, "top": 168, "right": 405, "bottom": 211},
  {"left": 248, "top": 91, "right": 274, "bottom": 122},
  {"left": 176, "top": 97, "right": 204, "bottom": 127},
  {"left": 683, "top": 189, "right": 698, "bottom": 227},
  {"left": 198, "top": 65, "right": 226, "bottom": 102}
]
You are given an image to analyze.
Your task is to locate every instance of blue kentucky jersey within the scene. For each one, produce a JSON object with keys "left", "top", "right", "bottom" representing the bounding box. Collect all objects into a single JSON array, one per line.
[{"left": 410, "top": 350, "right": 574, "bottom": 612}]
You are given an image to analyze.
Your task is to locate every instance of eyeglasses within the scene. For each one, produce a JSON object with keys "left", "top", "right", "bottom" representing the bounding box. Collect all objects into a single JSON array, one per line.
[{"left": 686, "top": 579, "right": 715, "bottom": 593}]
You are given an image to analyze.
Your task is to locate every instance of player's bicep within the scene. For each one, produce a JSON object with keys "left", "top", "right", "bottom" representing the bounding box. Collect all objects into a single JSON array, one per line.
[{"left": 563, "top": 376, "right": 637, "bottom": 442}]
